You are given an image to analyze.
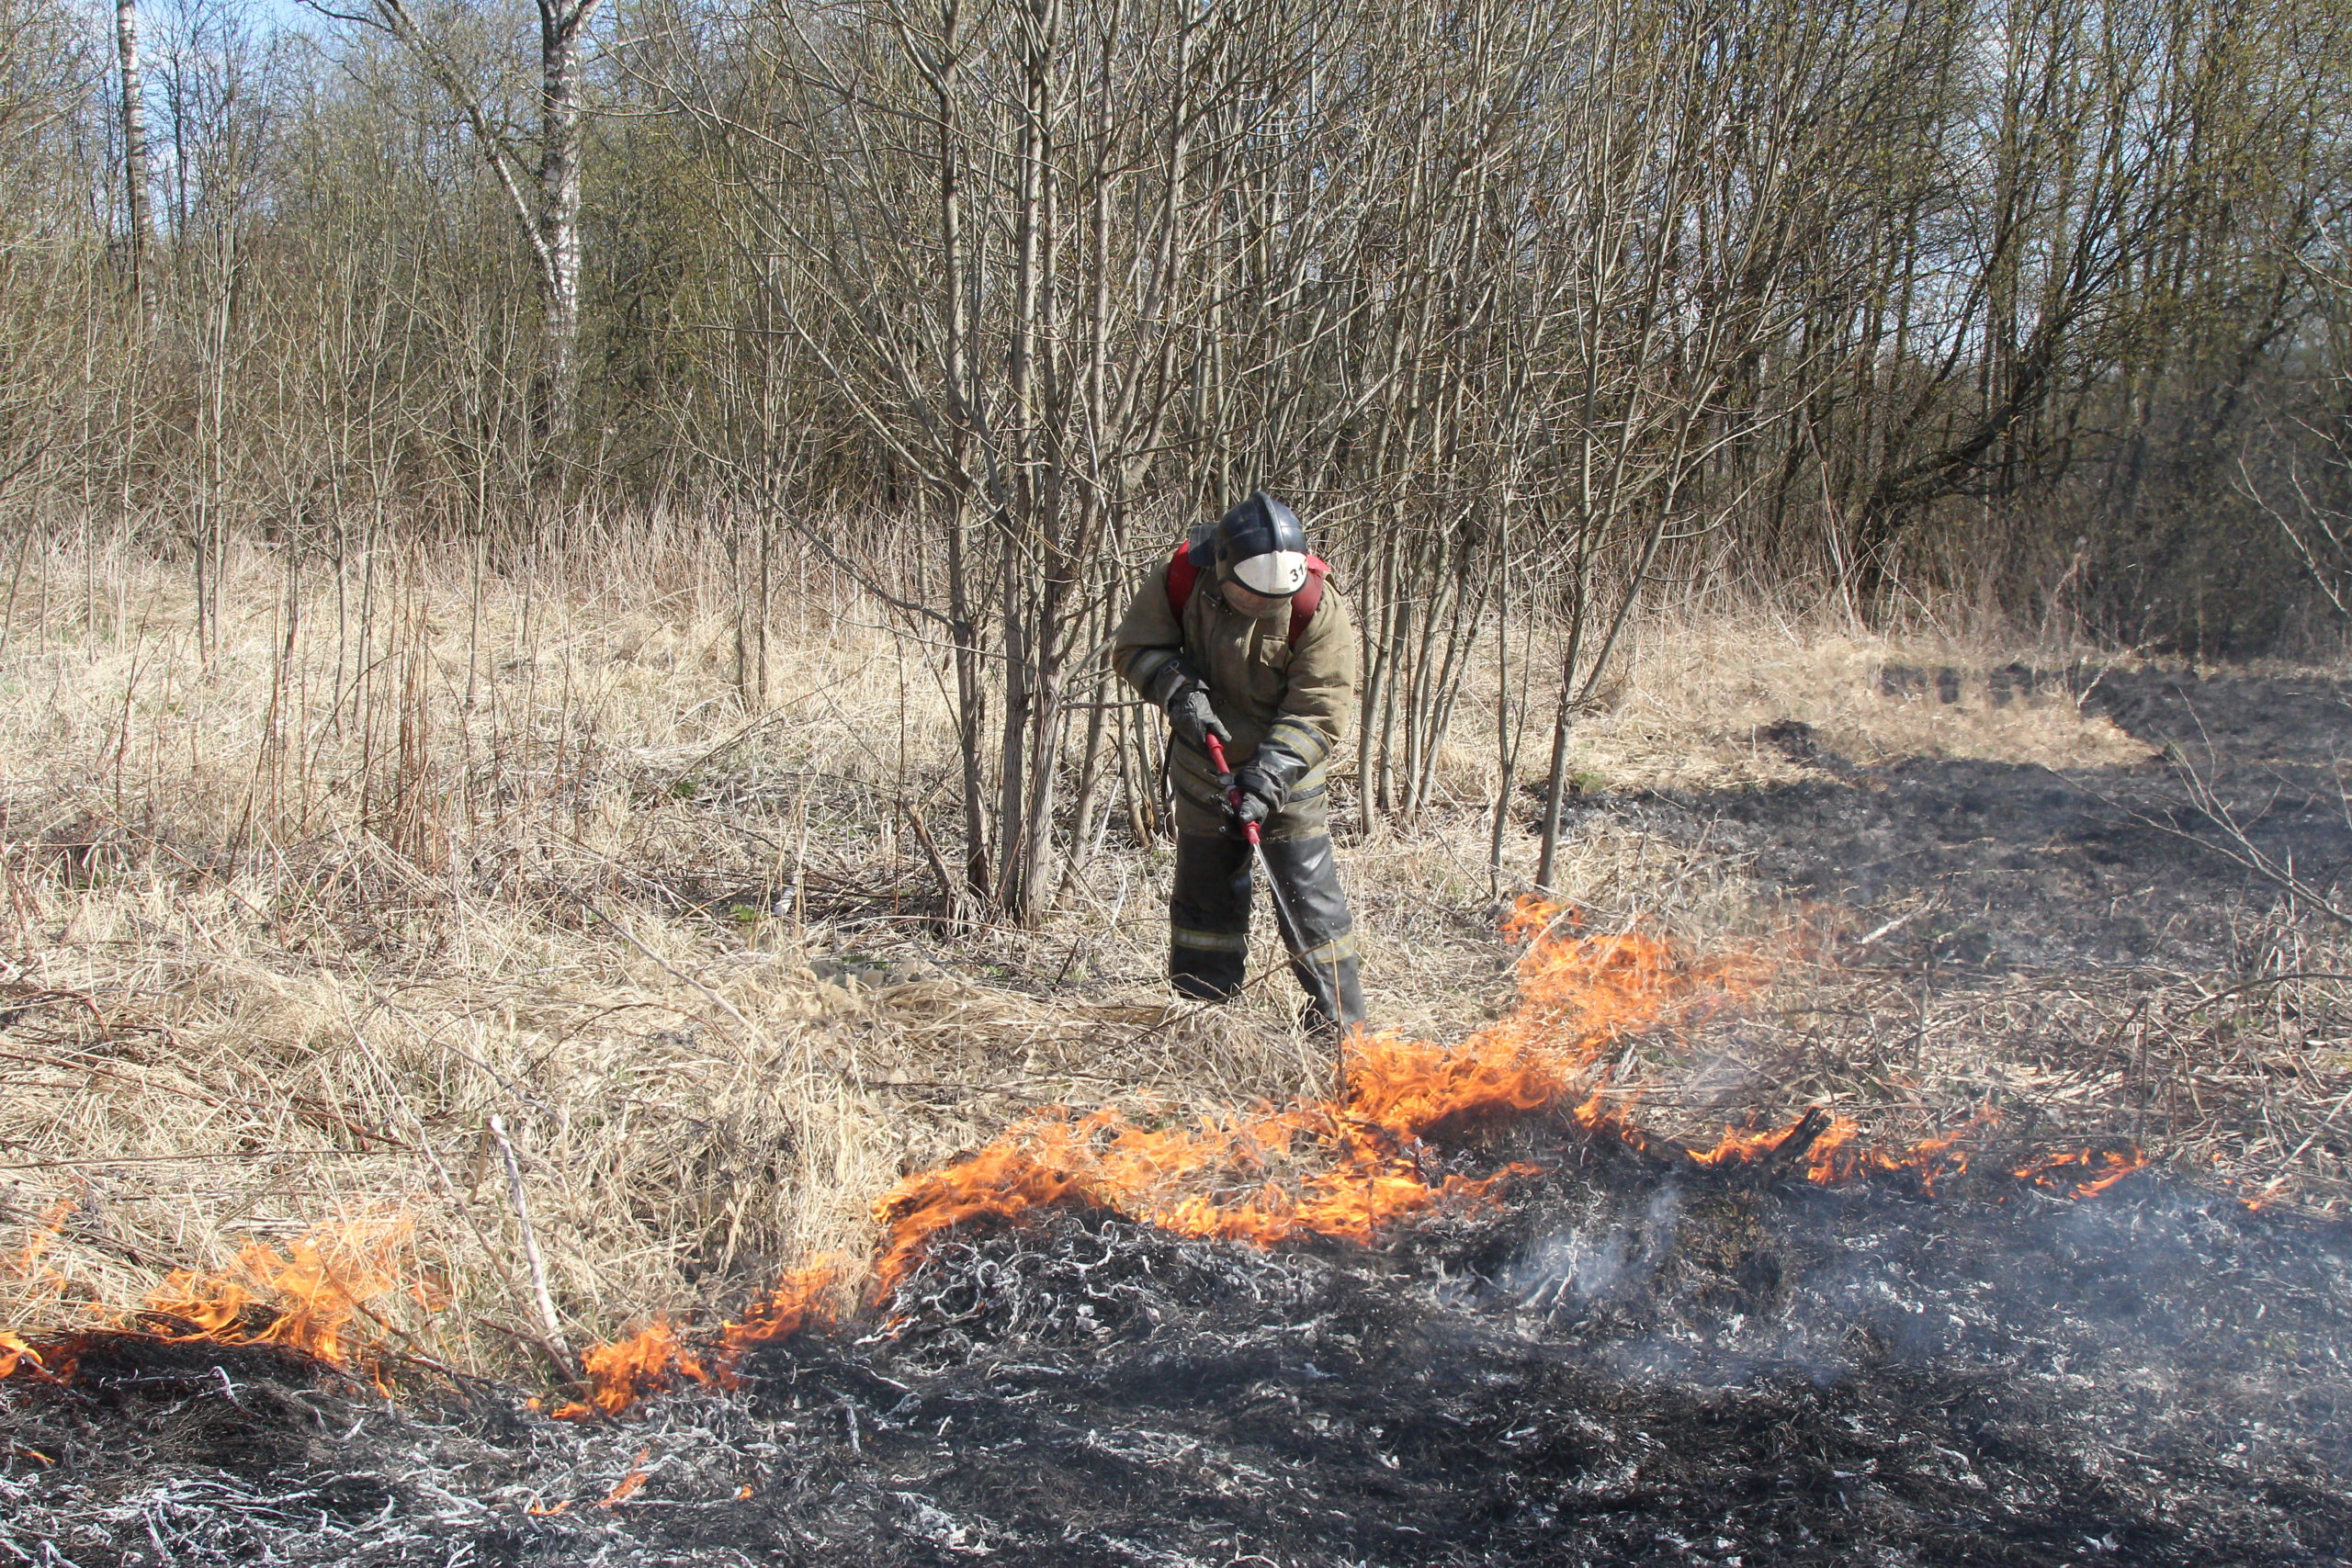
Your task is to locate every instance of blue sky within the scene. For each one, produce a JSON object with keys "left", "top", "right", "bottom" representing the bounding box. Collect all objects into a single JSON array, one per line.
[
  {"left": 243, "top": 0, "right": 322, "bottom": 26},
  {"left": 208, "top": 0, "right": 335, "bottom": 40}
]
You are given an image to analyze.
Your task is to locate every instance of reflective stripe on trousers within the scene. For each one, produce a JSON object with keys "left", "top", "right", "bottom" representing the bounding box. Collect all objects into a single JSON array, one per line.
[{"left": 1169, "top": 829, "right": 1364, "bottom": 1034}]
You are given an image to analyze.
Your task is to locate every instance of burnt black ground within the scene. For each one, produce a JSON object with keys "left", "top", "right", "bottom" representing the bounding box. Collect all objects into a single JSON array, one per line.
[
  {"left": 8, "top": 667, "right": 2352, "bottom": 1566},
  {"left": 6, "top": 1144, "right": 2350, "bottom": 1567},
  {"left": 701, "top": 1148, "right": 2352, "bottom": 1568}
]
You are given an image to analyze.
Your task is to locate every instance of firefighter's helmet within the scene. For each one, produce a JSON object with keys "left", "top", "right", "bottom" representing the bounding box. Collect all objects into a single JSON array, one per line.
[{"left": 1210, "top": 491, "right": 1311, "bottom": 598}]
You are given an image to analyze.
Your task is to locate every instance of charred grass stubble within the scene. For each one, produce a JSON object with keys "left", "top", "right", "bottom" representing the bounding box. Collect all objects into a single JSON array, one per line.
[{"left": 2, "top": 527, "right": 2346, "bottom": 1389}]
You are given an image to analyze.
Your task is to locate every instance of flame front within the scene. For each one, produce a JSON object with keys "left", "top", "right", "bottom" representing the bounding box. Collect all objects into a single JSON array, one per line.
[
  {"left": 1687, "top": 1106, "right": 1991, "bottom": 1190},
  {"left": 870, "top": 912, "right": 1722, "bottom": 1295},
  {"left": 2014, "top": 1146, "right": 2150, "bottom": 1198},
  {"left": 4, "top": 898, "right": 2164, "bottom": 1419},
  {"left": 549, "top": 1259, "right": 846, "bottom": 1418},
  {"left": 568, "top": 907, "right": 1710, "bottom": 1416},
  {"left": 139, "top": 1216, "right": 418, "bottom": 1368}
]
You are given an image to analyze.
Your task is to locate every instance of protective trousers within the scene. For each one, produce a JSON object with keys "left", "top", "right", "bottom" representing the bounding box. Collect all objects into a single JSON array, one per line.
[{"left": 1169, "top": 830, "right": 1365, "bottom": 1036}]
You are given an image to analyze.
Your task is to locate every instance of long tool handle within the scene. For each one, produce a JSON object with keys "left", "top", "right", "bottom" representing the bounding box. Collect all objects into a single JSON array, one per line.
[
  {"left": 1204, "top": 730, "right": 1313, "bottom": 974},
  {"left": 1203, "top": 731, "right": 1349, "bottom": 1052}
]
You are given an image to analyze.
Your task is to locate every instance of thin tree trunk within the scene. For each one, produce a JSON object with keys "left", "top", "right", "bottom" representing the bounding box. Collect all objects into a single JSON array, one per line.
[
  {"left": 1532, "top": 514, "right": 1593, "bottom": 891},
  {"left": 536, "top": 0, "right": 596, "bottom": 449},
  {"left": 117, "top": 0, "right": 151, "bottom": 308}
]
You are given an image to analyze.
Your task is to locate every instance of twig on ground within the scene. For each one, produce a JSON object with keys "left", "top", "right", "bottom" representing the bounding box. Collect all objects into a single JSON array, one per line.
[
  {"left": 899, "top": 796, "right": 970, "bottom": 931},
  {"left": 489, "top": 1114, "right": 578, "bottom": 1382}
]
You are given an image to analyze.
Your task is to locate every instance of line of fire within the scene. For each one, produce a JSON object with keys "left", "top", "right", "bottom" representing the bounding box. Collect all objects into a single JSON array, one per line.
[{"left": 10, "top": 891, "right": 2344, "bottom": 1562}]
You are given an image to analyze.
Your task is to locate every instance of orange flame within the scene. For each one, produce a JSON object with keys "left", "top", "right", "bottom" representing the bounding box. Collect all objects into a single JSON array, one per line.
[
  {"left": 714, "top": 1260, "right": 844, "bottom": 1366},
  {"left": 600, "top": 1448, "right": 652, "bottom": 1507},
  {"left": 553, "top": 1259, "right": 845, "bottom": 1419},
  {"left": 553, "top": 1321, "right": 706, "bottom": 1420},
  {"left": 866, "top": 914, "right": 1716, "bottom": 1296},
  {"left": 0, "top": 1330, "right": 41, "bottom": 1380},
  {"left": 1686, "top": 1106, "right": 1994, "bottom": 1190},
  {"left": 4, "top": 897, "right": 2162, "bottom": 1417},
  {"left": 139, "top": 1216, "right": 417, "bottom": 1368},
  {"left": 553, "top": 904, "right": 1699, "bottom": 1418},
  {"left": 2012, "top": 1146, "right": 2150, "bottom": 1198},
  {"left": 562, "top": 902, "right": 2156, "bottom": 1417}
]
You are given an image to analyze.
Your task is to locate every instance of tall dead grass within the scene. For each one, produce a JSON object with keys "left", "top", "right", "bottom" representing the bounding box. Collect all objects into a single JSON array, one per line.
[{"left": 0, "top": 524, "right": 2174, "bottom": 1377}]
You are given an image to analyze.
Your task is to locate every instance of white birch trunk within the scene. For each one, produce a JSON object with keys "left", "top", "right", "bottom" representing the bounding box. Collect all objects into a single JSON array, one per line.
[
  {"left": 116, "top": 0, "right": 151, "bottom": 302},
  {"left": 536, "top": 0, "right": 595, "bottom": 446}
]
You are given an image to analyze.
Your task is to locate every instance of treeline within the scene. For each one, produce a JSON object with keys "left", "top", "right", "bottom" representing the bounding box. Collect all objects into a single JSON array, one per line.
[{"left": 3, "top": 0, "right": 2349, "bottom": 915}]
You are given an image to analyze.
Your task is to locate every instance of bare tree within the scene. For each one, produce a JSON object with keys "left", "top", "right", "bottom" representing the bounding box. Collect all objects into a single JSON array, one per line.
[
  {"left": 2244, "top": 251, "right": 2352, "bottom": 626},
  {"left": 317, "top": 0, "right": 603, "bottom": 449},
  {"left": 2, "top": 0, "right": 2351, "bottom": 890}
]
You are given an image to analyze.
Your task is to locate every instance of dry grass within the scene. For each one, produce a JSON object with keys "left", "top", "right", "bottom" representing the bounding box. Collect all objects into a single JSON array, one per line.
[
  {"left": 0, "top": 526, "right": 2328, "bottom": 1385},
  {"left": 1574, "top": 617, "right": 2154, "bottom": 791},
  {"left": 0, "top": 525, "right": 1339, "bottom": 1378}
]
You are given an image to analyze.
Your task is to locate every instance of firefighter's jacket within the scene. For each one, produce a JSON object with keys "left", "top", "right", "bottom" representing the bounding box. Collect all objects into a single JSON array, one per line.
[{"left": 1112, "top": 557, "right": 1358, "bottom": 840}]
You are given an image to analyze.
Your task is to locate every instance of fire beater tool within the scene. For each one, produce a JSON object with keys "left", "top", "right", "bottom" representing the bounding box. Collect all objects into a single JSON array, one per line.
[{"left": 1204, "top": 732, "right": 1344, "bottom": 1043}]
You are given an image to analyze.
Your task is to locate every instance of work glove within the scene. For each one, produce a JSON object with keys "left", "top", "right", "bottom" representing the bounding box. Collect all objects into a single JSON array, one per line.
[
  {"left": 1232, "top": 763, "right": 1282, "bottom": 828},
  {"left": 1165, "top": 686, "right": 1232, "bottom": 753}
]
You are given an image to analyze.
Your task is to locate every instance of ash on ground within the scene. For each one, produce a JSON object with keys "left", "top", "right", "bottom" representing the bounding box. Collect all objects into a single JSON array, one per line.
[{"left": 6, "top": 1139, "right": 2347, "bottom": 1566}]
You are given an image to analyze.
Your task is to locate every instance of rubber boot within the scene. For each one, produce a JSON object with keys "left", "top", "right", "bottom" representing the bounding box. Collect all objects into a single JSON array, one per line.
[
  {"left": 1168, "top": 830, "right": 1251, "bottom": 1001},
  {"left": 1258, "top": 833, "right": 1364, "bottom": 1037}
]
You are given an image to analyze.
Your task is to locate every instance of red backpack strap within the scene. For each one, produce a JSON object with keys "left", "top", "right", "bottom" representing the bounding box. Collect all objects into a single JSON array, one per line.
[
  {"left": 1165, "top": 539, "right": 1201, "bottom": 619},
  {"left": 1286, "top": 557, "right": 1330, "bottom": 646}
]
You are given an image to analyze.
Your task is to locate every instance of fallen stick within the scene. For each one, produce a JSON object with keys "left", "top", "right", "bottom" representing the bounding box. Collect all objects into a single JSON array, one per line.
[
  {"left": 489, "top": 1114, "right": 579, "bottom": 1381},
  {"left": 1752, "top": 1106, "right": 1836, "bottom": 1187}
]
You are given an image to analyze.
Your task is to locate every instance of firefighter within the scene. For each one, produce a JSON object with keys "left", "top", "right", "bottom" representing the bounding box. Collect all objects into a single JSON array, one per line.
[{"left": 1112, "top": 491, "right": 1365, "bottom": 1037}]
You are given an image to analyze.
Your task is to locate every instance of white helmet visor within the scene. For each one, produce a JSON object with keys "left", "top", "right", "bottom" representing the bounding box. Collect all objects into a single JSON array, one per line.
[{"left": 1231, "top": 549, "right": 1309, "bottom": 598}]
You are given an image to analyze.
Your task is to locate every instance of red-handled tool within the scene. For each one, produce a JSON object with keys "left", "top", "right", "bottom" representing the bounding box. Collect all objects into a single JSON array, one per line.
[
  {"left": 1204, "top": 732, "right": 1325, "bottom": 1015},
  {"left": 1203, "top": 733, "right": 1257, "bottom": 848}
]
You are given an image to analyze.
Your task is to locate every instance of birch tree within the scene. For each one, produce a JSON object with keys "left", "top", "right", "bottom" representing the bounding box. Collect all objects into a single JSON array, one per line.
[{"left": 317, "top": 0, "right": 603, "bottom": 449}]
